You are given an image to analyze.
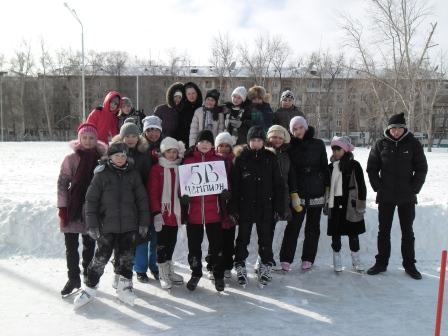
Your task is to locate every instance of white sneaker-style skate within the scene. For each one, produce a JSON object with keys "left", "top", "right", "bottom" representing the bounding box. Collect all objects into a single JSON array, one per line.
[
  {"left": 168, "top": 261, "right": 184, "bottom": 284},
  {"left": 333, "top": 251, "right": 343, "bottom": 272},
  {"left": 73, "top": 286, "right": 97, "bottom": 309},
  {"left": 158, "top": 262, "right": 172, "bottom": 289},
  {"left": 116, "top": 276, "right": 137, "bottom": 306},
  {"left": 351, "top": 251, "right": 364, "bottom": 272}
]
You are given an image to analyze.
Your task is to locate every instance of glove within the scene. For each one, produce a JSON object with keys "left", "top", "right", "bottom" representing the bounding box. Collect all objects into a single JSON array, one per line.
[
  {"left": 58, "top": 207, "right": 68, "bottom": 227},
  {"left": 139, "top": 225, "right": 149, "bottom": 238},
  {"left": 355, "top": 200, "right": 366, "bottom": 214},
  {"left": 87, "top": 227, "right": 100, "bottom": 240},
  {"left": 220, "top": 189, "right": 232, "bottom": 202},
  {"left": 180, "top": 194, "right": 190, "bottom": 206},
  {"left": 229, "top": 118, "right": 242, "bottom": 129},
  {"left": 153, "top": 213, "right": 164, "bottom": 232},
  {"left": 290, "top": 193, "right": 303, "bottom": 213}
]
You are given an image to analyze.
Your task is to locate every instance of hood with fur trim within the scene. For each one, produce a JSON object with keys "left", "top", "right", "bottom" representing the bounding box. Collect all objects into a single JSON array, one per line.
[{"left": 166, "top": 82, "right": 185, "bottom": 108}]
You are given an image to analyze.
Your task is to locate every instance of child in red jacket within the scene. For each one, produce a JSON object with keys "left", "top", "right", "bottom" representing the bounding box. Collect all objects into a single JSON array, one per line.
[
  {"left": 148, "top": 137, "right": 186, "bottom": 289},
  {"left": 181, "top": 130, "right": 227, "bottom": 292}
]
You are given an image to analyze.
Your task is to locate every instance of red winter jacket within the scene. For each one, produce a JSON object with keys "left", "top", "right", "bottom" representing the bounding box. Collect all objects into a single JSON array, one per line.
[
  {"left": 148, "top": 164, "right": 180, "bottom": 226},
  {"left": 182, "top": 148, "right": 223, "bottom": 225},
  {"left": 86, "top": 91, "right": 121, "bottom": 143}
]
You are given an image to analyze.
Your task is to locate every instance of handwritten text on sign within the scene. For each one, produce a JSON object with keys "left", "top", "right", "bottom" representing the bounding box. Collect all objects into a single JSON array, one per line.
[{"left": 179, "top": 161, "right": 228, "bottom": 196}]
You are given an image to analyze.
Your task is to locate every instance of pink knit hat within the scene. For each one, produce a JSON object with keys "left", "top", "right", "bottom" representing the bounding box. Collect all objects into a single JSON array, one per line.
[
  {"left": 77, "top": 123, "right": 98, "bottom": 140},
  {"left": 331, "top": 136, "right": 355, "bottom": 152},
  {"left": 289, "top": 116, "right": 308, "bottom": 133}
]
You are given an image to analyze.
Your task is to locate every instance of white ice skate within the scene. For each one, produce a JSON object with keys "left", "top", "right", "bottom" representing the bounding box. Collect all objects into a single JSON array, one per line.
[
  {"left": 116, "top": 276, "right": 137, "bottom": 306},
  {"left": 235, "top": 265, "right": 248, "bottom": 287},
  {"left": 168, "top": 261, "right": 184, "bottom": 285},
  {"left": 258, "top": 263, "right": 271, "bottom": 288},
  {"left": 158, "top": 262, "right": 172, "bottom": 290},
  {"left": 351, "top": 251, "right": 364, "bottom": 272},
  {"left": 333, "top": 252, "right": 343, "bottom": 272},
  {"left": 73, "top": 286, "right": 96, "bottom": 309}
]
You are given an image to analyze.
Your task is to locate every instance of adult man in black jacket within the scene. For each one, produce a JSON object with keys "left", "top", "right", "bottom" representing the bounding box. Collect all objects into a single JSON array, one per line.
[{"left": 366, "top": 113, "right": 428, "bottom": 279}]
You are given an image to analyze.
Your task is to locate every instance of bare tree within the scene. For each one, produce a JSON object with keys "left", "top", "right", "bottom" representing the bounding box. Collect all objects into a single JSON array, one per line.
[
  {"left": 37, "top": 39, "right": 54, "bottom": 139},
  {"left": 271, "top": 36, "right": 292, "bottom": 95},
  {"left": 209, "top": 32, "right": 237, "bottom": 91}
]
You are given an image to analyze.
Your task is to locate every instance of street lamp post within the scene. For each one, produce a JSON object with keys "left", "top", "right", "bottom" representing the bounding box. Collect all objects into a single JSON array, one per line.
[
  {"left": 0, "top": 71, "right": 7, "bottom": 142},
  {"left": 64, "top": 2, "right": 86, "bottom": 121}
]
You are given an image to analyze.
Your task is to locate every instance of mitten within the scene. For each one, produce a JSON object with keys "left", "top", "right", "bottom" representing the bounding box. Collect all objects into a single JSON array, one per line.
[
  {"left": 290, "top": 193, "right": 303, "bottom": 213},
  {"left": 153, "top": 213, "right": 164, "bottom": 232}
]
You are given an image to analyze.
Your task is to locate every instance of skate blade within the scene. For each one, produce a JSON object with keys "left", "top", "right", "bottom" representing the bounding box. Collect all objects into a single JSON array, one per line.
[{"left": 62, "top": 287, "right": 81, "bottom": 299}]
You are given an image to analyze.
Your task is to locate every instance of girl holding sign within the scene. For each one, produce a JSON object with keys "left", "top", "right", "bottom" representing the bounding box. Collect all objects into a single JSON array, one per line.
[{"left": 181, "top": 130, "right": 227, "bottom": 292}]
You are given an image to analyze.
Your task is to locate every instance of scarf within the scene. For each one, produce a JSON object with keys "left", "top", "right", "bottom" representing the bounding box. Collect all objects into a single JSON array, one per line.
[
  {"left": 329, "top": 160, "right": 343, "bottom": 209},
  {"left": 159, "top": 156, "right": 182, "bottom": 226},
  {"left": 67, "top": 148, "right": 99, "bottom": 221}
]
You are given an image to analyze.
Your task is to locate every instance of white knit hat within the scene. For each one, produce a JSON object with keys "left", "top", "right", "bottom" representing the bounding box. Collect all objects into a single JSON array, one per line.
[
  {"left": 231, "top": 86, "right": 247, "bottom": 102},
  {"left": 215, "top": 132, "right": 235, "bottom": 148},
  {"left": 160, "top": 137, "right": 186, "bottom": 157},
  {"left": 142, "top": 115, "right": 162, "bottom": 132}
]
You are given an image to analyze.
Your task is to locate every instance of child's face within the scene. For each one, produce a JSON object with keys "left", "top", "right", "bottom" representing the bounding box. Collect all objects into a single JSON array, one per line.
[
  {"left": 268, "top": 136, "right": 284, "bottom": 149},
  {"left": 217, "top": 143, "right": 232, "bottom": 156},
  {"left": 123, "top": 134, "right": 139, "bottom": 148},
  {"left": 110, "top": 152, "right": 127, "bottom": 167},
  {"left": 197, "top": 140, "right": 213, "bottom": 153},
  {"left": 121, "top": 105, "right": 132, "bottom": 115},
  {"left": 251, "top": 97, "right": 263, "bottom": 104},
  {"left": 145, "top": 128, "right": 161, "bottom": 142},
  {"left": 163, "top": 148, "right": 179, "bottom": 161},
  {"left": 249, "top": 138, "right": 264, "bottom": 150},
  {"left": 232, "top": 95, "right": 243, "bottom": 106},
  {"left": 79, "top": 133, "right": 97, "bottom": 149},
  {"left": 292, "top": 125, "right": 306, "bottom": 139},
  {"left": 186, "top": 88, "right": 198, "bottom": 103},
  {"left": 109, "top": 97, "right": 120, "bottom": 112},
  {"left": 204, "top": 97, "right": 217, "bottom": 109},
  {"left": 332, "top": 146, "right": 346, "bottom": 160},
  {"left": 281, "top": 98, "right": 294, "bottom": 109}
]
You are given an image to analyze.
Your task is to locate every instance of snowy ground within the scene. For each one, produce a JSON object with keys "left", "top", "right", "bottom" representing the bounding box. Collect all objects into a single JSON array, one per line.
[{"left": 0, "top": 142, "right": 447, "bottom": 335}]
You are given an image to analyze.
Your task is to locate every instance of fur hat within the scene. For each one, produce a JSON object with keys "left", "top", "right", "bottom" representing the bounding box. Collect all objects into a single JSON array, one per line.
[
  {"left": 196, "top": 129, "right": 214, "bottom": 144},
  {"left": 77, "top": 123, "right": 97, "bottom": 139},
  {"left": 142, "top": 115, "right": 162, "bottom": 132},
  {"left": 247, "top": 126, "right": 266, "bottom": 143},
  {"left": 289, "top": 116, "right": 309, "bottom": 133},
  {"left": 160, "top": 137, "right": 186, "bottom": 157},
  {"left": 267, "top": 125, "right": 291, "bottom": 144},
  {"left": 120, "top": 121, "right": 140, "bottom": 137},
  {"left": 331, "top": 136, "right": 354, "bottom": 152},
  {"left": 205, "top": 89, "right": 220, "bottom": 103},
  {"left": 121, "top": 97, "right": 133, "bottom": 108},
  {"left": 231, "top": 86, "right": 247, "bottom": 102},
  {"left": 280, "top": 90, "right": 295, "bottom": 101},
  {"left": 387, "top": 112, "right": 406, "bottom": 129},
  {"left": 107, "top": 142, "right": 128, "bottom": 156},
  {"left": 247, "top": 85, "right": 267, "bottom": 101},
  {"left": 215, "top": 132, "right": 235, "bottom": 148}
]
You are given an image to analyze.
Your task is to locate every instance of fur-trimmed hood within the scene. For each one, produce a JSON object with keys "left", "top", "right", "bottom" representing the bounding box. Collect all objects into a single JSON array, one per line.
[
  {"left": 111, "top": 134, "right": 149, "bottom": 153},
  {"left": 166, "top": 82, "right": 185, "bottom": 108}
]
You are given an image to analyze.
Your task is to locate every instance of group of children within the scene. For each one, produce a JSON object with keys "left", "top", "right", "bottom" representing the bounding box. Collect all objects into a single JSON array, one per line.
[{"left": 57, "top": 85, "right": 367, "bottom": 310}]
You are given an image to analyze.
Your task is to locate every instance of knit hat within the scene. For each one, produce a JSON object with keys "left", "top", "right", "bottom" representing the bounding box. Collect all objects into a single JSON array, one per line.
[
  {"left": 120, "top": 120, "right": 140, "bottom": 137},
  {"left": 267, "top": 125, "right": 291, "bottom": 144},
  {"left": 196, "top": 129, "right": 214, "bottom": 144},
  {"left": 142, "top": 115, "right": 163, "bottom": 132},
  {"left": 247, "top": 126, "right": 266, "bottom": 143},
  {"left": 77, "top": 122, "right": 98, "bottom": 139},
  {"left": 205, "top": 89, "right": 220, "bottom": 103},
  {"left": 173, "top": 91, "right": 183, "bottom": 98},
  {"left": 107, "top": 142, "right": 128, "bottom": 156},
  {"left": 387, "top": 112, "right": 406, "bottom": 129},
  {"left": 121, "top": 97, "right": 133, "bottom": 108},
  {"left": 331, "top": 136, "right": 354, "bottom": 152},
  {"left": 231, "top": 86, "right": 247, "bottom": 102},
  {"left": 160, "top": 137, "right": 186, "bottom": 157},
  {"left": 289, "top": 116, "right": 309, "bottom": 133},
  {"left": 215, "top": 132, "right": 235, "bottom": 148},
  {"left": 280, "top": 90, "right": 295, "bottom": 101}
]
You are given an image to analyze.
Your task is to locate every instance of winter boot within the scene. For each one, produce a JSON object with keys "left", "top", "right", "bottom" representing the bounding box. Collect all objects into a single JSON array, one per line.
[
  {"left": 351, "top": 251, "right": 364, "bottom": 272},
  {"left": 116, "top": 276, "right": 137, "bottom": 306},
  {"left": 404, "top": 264, "right": 422, "bottom": 280},
  {"left": 136, "top": 272, "right": 150, "bottom": 283},
  {"left": 168, "top": 261, "right": 184, "bottom": 284},
  {"left": 150, "top": 269, "right": 160, "bottom": 281},
  {"left": 73, "top": 286, "right": 96, "bottom": 309},
  {"left": 214, "top": 277, "right": 225, "bottom": 292},
  {"left": 158, "top": 262, "right": 172, "bottom": 290},
  {"left": 333, "top": 252, "right": 343, "bottom": 272},
  {"left": 367, "top": 263, "right": 387, "bottom": 275},
  {"left": 186, "top": 275, "right": 201, "bottom": 291},
  {"left": 235, "top": 264, "right": 248, "bottom": 287},
  {"left": 112, "top": 273, "right": 120, "bottom": 289},
  {"left": 258, "top": 263, "right": 272, "bottom": 287},
  {"left": 61, "top": 277, "right": 81, "bottom": 297}
]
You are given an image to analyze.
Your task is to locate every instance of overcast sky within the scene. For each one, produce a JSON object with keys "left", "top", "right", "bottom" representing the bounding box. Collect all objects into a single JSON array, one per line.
[{"left": 1, "top": 0, "right": 447, "bottom": 67}]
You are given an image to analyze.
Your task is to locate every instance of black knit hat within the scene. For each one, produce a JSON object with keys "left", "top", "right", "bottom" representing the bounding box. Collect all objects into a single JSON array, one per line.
[
  {"left": 107, "top": 142, "right": 128, "bottom": 156},
  {"left": 387, "top": 112, "right": 406, "bottom": 129},
  {"left": 205, "top": 89, "right": 220, "bottom": 103},
  {"left": 247, "top": 126, "right": 266, "bottom": 143},
  {"left": 196, "top": 129, "right": 214, "bottom": 145}
]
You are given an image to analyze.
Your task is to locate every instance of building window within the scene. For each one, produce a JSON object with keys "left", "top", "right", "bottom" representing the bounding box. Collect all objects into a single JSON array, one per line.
[
  {"left": 336, "top": 119, "right": 341, "bottom": 127},
  {"left": 337, "top": 107, "right": 343, "bottom": 115}
]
